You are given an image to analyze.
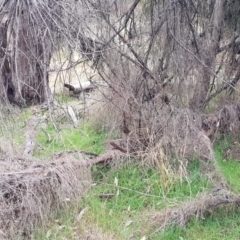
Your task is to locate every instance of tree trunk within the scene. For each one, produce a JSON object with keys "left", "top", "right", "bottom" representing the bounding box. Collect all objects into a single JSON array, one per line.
[
  {"left": 0, "top": 22, "right": 12, "bottom": 104},
  {"left": 0, "top": 2, "right": 52, "bottom": 106},
  {"left": 12, "top": 5, "right": 52, "bottom": 105},
  {"left": 190, "top": 0, "right": 224, "bottom": 111}
]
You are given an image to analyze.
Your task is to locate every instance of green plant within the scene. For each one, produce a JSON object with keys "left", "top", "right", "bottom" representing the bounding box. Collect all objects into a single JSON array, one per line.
[
  {"left": 35, "top": 124, "right": 106, "bottom": 158},
  {"left": 54, "top": 93, "right": 73, "bottom": 104},
  {"left": 31, "top": 203, "right": 80, "bottom": 240},
  {"left": 0, "top": 108, "right": 32, "bottom": 150}
]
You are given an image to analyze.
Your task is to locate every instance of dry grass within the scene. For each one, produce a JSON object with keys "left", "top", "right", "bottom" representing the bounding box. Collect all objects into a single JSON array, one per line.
[
  {"left": 218, "top": 103, "right": 240, "bottom": 139},
  {"left": 0, "top": 87, "right": 239, "bottom": 239},
  {"left": 147, "top": 188, "right": 240, "bottom": 232},
  {"left": 0, "top": 156, "right": 91, "bottom": 239}
]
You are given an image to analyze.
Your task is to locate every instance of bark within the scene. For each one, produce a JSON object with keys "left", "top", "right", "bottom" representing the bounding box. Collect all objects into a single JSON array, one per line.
[
  {"left": 0, "top": 1, "right": 53, "bottom": 106},
  {"left": 0, "top": 22, "right": 12, "bottom": 104},
  {"left": 11, "top": 5, "right": 52, "bottom": 105}
]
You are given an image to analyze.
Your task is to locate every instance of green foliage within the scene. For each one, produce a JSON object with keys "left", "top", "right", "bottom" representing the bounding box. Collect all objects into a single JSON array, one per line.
[
  {"left": 35, "top": 124, "right": 106, "bottom": 158},
  {"left": 54, "top": 93, "right": 73, "bottom": 104},
  {"left": 0, "top": 108, "right": 31, "bottom": 148}
]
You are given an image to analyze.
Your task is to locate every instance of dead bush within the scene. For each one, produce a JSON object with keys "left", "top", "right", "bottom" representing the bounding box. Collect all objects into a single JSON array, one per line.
[
  {"left": 218, "top": 103, "right": 240, "bottom": 140},
  {"left": 0, "top": 157, "right": 91, "bottom": 239}
]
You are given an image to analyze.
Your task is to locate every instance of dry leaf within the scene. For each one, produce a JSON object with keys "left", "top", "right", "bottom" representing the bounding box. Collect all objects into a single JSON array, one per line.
[
  {"left": 57, "top": 225, "right": 65, "bottom": 230},
  {"left": 76, "top": 207, "right": 89, "bottom": 222},
  {"left": 114, "top": 177, "right": 118, "bottom": 186},
  {"left": 109, "top": 209, "right": 113, "bottom": 216},
  {"left": 125, "top": 220, "right": 133, "bottom": 227},
  {"left": 46, "top": 229, "right": 51, "bottom": 238}
]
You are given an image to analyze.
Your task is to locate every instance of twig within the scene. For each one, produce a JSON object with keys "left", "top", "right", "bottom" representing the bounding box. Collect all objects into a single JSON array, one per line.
[{"left": 110, "top": 142, "right": 127, "bottom": 153}]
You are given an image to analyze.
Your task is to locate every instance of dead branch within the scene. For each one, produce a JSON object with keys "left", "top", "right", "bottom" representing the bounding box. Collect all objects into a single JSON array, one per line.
[
  {"left": 149, "top": 188, "right": 240, "bottom": 230},
  {"left": 54, "top": 150, "right": 99, "bottom": 158},
  {"left": 89, "top": 150, "right": 126, "bottom": 165},
  {"left": 64, "top": 81, "right": 107, "bottom": 94},
  {"left": 110, "top": 142, "right": 127, "bottom": 153}
]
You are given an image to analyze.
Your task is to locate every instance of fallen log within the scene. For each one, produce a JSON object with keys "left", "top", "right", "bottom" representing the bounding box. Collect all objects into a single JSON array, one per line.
[{"left": 64, "top": 81, "right": 107, "bottom": 94}]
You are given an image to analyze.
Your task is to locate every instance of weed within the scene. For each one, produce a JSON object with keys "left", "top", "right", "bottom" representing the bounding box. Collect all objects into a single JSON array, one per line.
[
  {"left": 32, "top": 136, "right": 240, "bottom": 240},
  {"left": 31, "top": 204, "right": 80, "bottom": 240},
  {"left": 0, "top": 108, "right": 32, "bottom": 151}
]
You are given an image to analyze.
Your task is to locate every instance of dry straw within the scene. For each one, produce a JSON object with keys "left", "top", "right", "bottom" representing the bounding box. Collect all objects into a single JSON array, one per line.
[{"left": 0, "top": 157, "right": 91, "bottom": 239}]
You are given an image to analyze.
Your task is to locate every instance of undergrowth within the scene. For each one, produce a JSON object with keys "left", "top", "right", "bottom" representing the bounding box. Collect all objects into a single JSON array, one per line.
[
  {"left": 32, "top": 160, "right": 210, "bottom": 240},
  {"left": 153, "top": 137, "right": 240, "bottom": 240},
  {"left": 3, "top": 106, "right": 238, "bottom": 240},
  {"left": 0, "top": 108, "right": 32, "bottom": 150},
  {"left": 35, "top": 124, "right": 106, "bottom": 158},
  {"left": 31, "top": 135, "right": 240, "bottom": 240},
  {"left": 84, "top": 161, "right": 210, "bottom": 239}
]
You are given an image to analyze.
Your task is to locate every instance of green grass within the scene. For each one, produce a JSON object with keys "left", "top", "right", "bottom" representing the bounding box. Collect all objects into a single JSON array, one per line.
[
  {"left": 215, "top": 137, "right": 240, "bottom": 192},
  {"left": 35, "top": 124, "right": 106, "bottom": 158},
  {"left": 84, "top": 161, "right": 210, "bottom": 239},
  {"left": 54, "top": 93, "right": 73, "bottom": 104},
  {"left": 91, "top": 161, "right": 210, "bottom": 210},
  {"left": 0, "top": 108, "right": 32, "bottom": 148},
  {"left": 37, "top": 139, "right": 240, "bottom": 240},
  {"left": 32, "top": 160, "right": 210, "bottom": 240},
  {"left": 31, "top": 203, "right": 82, "bottom": 240}
]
